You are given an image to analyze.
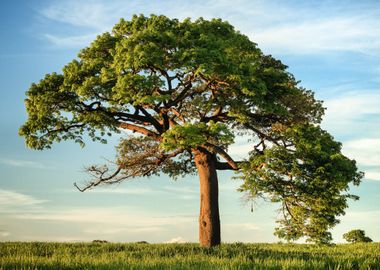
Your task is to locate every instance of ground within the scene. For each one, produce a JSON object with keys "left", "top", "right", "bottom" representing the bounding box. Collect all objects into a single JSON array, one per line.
[{"left": 1, "top": 242, "right": 379, "bottom": 269}]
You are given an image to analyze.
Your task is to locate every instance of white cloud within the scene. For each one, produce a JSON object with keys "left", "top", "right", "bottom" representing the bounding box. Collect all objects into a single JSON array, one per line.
[
  {"left": 13, "top": 207, "right": 194, "bottom": 227},
  {"left": 322, "top": 91, "right": 380, "bottom": 136},
  {"left": 0, "top": 189, "right": 47, "bottom": 212},
  {"left": 343, "top": 138, "right": 380, "bottom": 167},
  {"left": 40, "top": 1, "right": 114, "bottom": 30},
  {"left": 0, "top": 158, "right": 50, "bottom": 169},
  {"left": 253, "top": 16, "right": 380, "bottom": 55},
  {"left": 0, "top": 231, "right": 10, "bottom": 237},
  {"left": 36, "top": 0, "right": 380, "bottom": 54},
  {"left": 365, "top": 171, "right": 380, "bottom": 181},
  {"left": 320, "top": 91, "right": 380, "bottom": 182},
  {"left": 9, "top": 206, "right": 195, "bottom": 242},
  {"left": 43, "top": 33, "right": 98, "bottom": 48},
  {"left": 324, "top": 92, "right": 380, "bottom": 121},
  {"left": 165, "top": 236, "right": 186, "bottom": 243}
]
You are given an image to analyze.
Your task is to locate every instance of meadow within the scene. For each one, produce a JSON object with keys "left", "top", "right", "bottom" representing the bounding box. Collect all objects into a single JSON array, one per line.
[{"left": 0, "top": 242, "right": 379, "bottom": 269}]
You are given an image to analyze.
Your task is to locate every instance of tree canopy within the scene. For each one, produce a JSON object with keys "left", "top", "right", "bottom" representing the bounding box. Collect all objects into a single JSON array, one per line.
[
  {"left": 20, "top": 15, "right": 363, "bottom": 244},
  {"left": 343, "top": 229, "right": 373, "bottom": 243}
]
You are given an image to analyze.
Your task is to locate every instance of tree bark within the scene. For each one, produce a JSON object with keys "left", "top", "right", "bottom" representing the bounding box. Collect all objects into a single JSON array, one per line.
[{"left": 194, "top": 148, "right": 221, "bottom": 247}]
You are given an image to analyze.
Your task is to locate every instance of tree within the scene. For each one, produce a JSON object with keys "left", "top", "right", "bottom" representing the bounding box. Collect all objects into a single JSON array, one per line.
[
  {"left": 343, "top": 229, "right": 373, "bottom": 243},
  {"left": 19, "top": 15, "right": 363, "bottom": 247}
]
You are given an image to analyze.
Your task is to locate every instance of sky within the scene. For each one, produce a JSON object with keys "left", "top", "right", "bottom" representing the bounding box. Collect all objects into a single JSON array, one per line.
[{"left": 0, "top": 0, "right": 379, "bottom": 244}]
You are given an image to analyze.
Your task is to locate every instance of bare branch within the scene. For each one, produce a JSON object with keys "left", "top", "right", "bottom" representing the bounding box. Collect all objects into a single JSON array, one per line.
[
  {"left": 74, "top": 147, "right": 185, "bottom": 192},
  {"left": 74, "top": 166, "right": 122, "bottom": 192}
]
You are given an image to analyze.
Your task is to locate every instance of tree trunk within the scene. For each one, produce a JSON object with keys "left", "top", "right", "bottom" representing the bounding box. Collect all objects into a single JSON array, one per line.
[{"left": 194, "top": 148, "right": 221, "bottom": 247}]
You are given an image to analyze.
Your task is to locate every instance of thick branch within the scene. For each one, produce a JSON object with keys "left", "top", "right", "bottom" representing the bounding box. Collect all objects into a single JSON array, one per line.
[
  {"left": 202, "top": 111, "right": 230, "bottom": 123},
  {"left": 169, "top": 107, "right": 186, "bottom": 123},
  {"left": 215, "top": 161, "right": 242, "bottom": 170},
  {"left": 135, "top": 106, "right": 163, "bottom": 133},
  {"left": 119, "top": 123, "right": 161, "bottom": 140},
  {"left": 80, "top": 101, "right": 164, "bottom": 133},
  {"left": 202, "top": 143, "right": 239, "bottom": 170},
  {"left": 165, "top": 82, "right": 193, "bottom": 108},
  {"left": 150, "top": 66, "right": 174, "bottom": 93}
]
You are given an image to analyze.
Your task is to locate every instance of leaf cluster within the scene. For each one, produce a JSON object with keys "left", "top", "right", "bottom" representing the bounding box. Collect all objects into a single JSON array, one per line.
[
  {"left": 343, "top": 229, "right": 373, "bottom": 243},
  {"left": 161, "top": 121, "right": 234, "bottom": 151},
  {"left": 239, "top": 124, "right": 363, "bottom": 243}
]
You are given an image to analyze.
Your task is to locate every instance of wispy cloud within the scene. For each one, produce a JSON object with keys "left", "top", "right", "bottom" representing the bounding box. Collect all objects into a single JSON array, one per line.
[
  {"left": 322, "top": 91, "right": 380, "bottom": 138},
  {"left": 9, "top": 206, "right": 196, "bottom": 241},
  {"left": 0, "top": 189, "right": 47, "bottom": 212},
  {"left": 343, "top": 138, "right": 380, "bottom": 168},
  {"left": 320, "top": 90, "right": 380, "bottom": 182},
  {"left": 35, "top": 0, "right": 380, "bottom": 55},
  {"left": 365, "top": 171, "right": 380, "bottom": 181},
  {"left": 0, "top": 230, "right": 10, "bottom": 237},
  {"left": 13, "top": 207, "right": 194, "bottom": 227},
  {"left": 252, "top": 16, "right": 380, "bottom": 55},
  {"left": 43, "top": 33, "right": 98, "bottom": 48},
  {"left": 0, "top": 158, "right": 50, "bottom": 169},
  {"left": 324, "top": 92, "right": 380, "bottom": 122},
  {"left": 40, "top": 1, "right": 113, "bottom": 30}
]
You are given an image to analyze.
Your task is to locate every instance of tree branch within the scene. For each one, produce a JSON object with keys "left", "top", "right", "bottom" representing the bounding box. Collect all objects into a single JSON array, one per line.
[
  {"left": 74, "top": 166, "right": 122, "bottom": 192},
  {"left": 202, "top": 143, "right": 239, "bottom": 170},
  {"left": 119, "top": 123, "right": 161, "bottom": 140},
  {"left": 215, "top": 161, "right": 242, "bottom": 170},
  {"left": 74, "top": 148, "right": 185, "bottom": 192},
  {"left": 80, "top": 101, "right": 164, "bottom": 134}
]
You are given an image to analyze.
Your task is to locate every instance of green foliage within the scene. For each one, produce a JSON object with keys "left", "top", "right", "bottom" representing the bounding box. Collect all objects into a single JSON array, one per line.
[
  {"left": 1, "top": 242, "right": 379, "bottom": 269},
  {"left": 20, "top": 14, "right": 323, "bottom": 150},
  {"left": 343, "top": 230, "right": 373, "bottom": 243},
  {"left": 239, "top": 124, "right": 363, "bottom": 244},
  {"left": 161, "top": 121, "right": 234, "bottom": 151}
]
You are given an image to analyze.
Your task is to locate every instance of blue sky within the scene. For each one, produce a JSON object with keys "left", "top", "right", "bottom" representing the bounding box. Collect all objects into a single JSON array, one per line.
[{"left": 0, "top": 0, "right": 379, "bottom": 243}]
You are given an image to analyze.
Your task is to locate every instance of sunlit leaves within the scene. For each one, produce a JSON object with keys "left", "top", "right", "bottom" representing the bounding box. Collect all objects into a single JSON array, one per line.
[
  {"left": 239, "top": 124, "right": 363, "bottom": 243},
  {"left": 343, "top": 229, "right": 373, "bottom": 243},
  {"left": 161, "top": 121, "right": 234, "bottom": 151}
]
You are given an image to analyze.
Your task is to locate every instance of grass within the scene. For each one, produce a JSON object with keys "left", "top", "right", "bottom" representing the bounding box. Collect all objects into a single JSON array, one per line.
[{"left": 0, "top": 242, "right": 379, "bottom": 269}]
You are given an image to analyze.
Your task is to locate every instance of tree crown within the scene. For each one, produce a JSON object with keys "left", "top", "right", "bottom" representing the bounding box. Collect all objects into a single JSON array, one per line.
[{"left": 343, "top": 229, "right": 373, "bottom": 243}]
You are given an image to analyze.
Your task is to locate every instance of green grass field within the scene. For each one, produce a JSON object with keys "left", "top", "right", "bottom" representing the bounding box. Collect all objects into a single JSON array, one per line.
[{"left": 0, "top": 242, "right": 379, "bottom": 269}]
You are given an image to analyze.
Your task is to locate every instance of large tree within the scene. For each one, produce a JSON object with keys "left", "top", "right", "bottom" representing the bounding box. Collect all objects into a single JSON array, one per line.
[{"left": 20, "top": 15, "right": 363, "bottom": 247}]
